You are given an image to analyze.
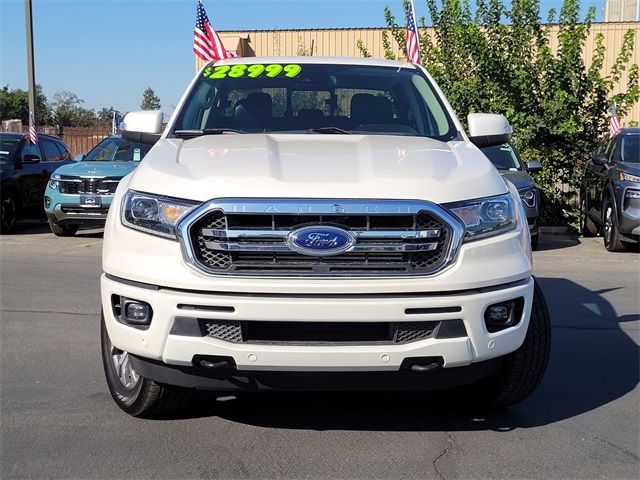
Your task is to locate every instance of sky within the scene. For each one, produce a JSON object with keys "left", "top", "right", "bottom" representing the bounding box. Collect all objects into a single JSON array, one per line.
[{"left": 1, "top": 0, "right": 605, "bottom": 118}]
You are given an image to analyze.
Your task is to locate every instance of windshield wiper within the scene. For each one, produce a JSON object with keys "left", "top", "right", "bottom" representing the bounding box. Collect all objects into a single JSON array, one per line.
[
  {"left": 174, "top": 128, "right": 245, "bottom": 138},
  {"left": 308, "top": 127, "right": 352, "bottom": 135}
]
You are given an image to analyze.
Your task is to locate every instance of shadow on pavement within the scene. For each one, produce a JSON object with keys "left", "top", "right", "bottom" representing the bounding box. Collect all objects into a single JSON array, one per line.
[
  {"left": 12, "top": 221, "right": 103, "bottom": 238},
  {"left": 535, "top": 233, "right": 581, "bottom": 251},
  {"left": 169, "top": 277, "right": 638, "bottom": 432}
]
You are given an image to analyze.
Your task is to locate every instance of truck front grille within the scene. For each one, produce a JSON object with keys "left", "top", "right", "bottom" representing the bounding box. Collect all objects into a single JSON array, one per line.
[
  {"left": 180, "top": 199, "right": 463, "bottom": 277},
  {"left": 199, "top": 319, "right": 441, "bottom": 345},
  {"left": 58, "top": 176, "right": 120, "bottom": 195}
]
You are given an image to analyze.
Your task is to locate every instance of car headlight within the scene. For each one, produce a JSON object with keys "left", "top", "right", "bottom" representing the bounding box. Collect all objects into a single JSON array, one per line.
[
  {"left": 446, "top": 193, "right": 517, "bottom": 241},
  {"left": 518, "top": 187, "right": 537, "bottom": 208},
  {"left": 49, "top": 173, "right": 61, "bottom": 189},
  {"left": 619, "top": 172, "right": 640, "bottom": 183},
  {"left": 121, "top": 190, "right": 199, "bottom": 239}
]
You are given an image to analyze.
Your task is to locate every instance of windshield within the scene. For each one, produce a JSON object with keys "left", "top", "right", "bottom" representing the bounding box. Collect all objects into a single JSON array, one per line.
[
  {"left": 480, "top": 143, "right": 523, "bottom": 170},
  {"left": 83, "top": 136, "right": 152, "bottom": 162},
  {"left": 0, "top": 135, "right": 22, "bottom": 167},
  {"left": 620, "top": 134, "right": 639, "bottom": 163},
  {"left": 172, "top": 62, "right": 457, "bottom": 139}
]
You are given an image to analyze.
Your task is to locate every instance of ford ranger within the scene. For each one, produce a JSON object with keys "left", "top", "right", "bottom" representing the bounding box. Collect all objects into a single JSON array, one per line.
[{"left": 100, "top": 57, "right": 550, "bottom": 417}]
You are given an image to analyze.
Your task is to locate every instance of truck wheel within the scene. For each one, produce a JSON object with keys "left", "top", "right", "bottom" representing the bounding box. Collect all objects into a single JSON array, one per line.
[
  {"left": 0, "top": 191, "right": 17, "bottom": 234},
  {"left": 603, "top": 198, "right": 625, "bottom": 252},
  {"left": 580, "top": 195, "right": 598, "bottom": 237},
  {"left": 101, "top": 315, "right": 192, "bottom": 418},
  {"left": 49, "top": 221, "right": 79, "bottom": 237},
  {"left": 467, "top": 278, "right": 551, "bottom": 409}
]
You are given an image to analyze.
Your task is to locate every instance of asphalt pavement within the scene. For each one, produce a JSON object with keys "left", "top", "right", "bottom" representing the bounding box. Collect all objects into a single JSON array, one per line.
[{"left": 1, "top": 225, "right": 638, "bottom": 479}]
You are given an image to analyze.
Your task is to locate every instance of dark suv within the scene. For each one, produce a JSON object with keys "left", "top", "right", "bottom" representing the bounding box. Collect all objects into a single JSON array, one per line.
[
  {"left": 0, "top": 132, "right": 73, "bottom": 233},
  {"left": 581, "top": 128, "right": 640, "bottom": 251},
  {"left": 480, "top": 142, "right": 542, "bottom": 249}
]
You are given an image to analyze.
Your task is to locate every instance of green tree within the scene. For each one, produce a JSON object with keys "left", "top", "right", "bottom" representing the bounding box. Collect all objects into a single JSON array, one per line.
[
  {"left": 0, "top": 84, "right": 51, "bottom": 125},
  {"left": 140, "top": 88, "right": 161, "bottom": 110},
  {"left": 358, "top": 0, "right": 639, "bottom": 227}
]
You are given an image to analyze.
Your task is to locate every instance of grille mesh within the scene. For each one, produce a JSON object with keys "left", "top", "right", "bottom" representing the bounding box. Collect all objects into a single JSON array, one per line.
[
  {"left": 59, "top": 177, "right": 120, "bottom": 195},
  {"left": 199, "top": 319, "right": 441, "bottom": 345},
  {"left": 189, "top": 209, "right": 452, "bottom": 276}
]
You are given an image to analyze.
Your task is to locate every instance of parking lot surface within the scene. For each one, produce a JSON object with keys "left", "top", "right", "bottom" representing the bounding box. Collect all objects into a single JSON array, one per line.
[{"left": 1, "top": 227, "right": 638, "bottom": 479}]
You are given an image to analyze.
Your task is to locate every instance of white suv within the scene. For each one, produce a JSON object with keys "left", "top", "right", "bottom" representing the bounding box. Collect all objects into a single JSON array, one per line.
[{"left": 100, "top": 57, "right": 550, "bottom": 417}]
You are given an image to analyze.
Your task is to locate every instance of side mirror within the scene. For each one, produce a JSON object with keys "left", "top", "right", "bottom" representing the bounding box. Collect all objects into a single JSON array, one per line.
[
  {"left": 526, "top": 160, "right": 543, "bottom": 173},
  {"left": 74, "top": 154, "right": 84, "bottom": 162},
  {"left": 592, "top": 153, "right": 608, "bottom": 166},
  {"left": 22, "top": 154, "right": 41, "bottom": 164},
  {"left": 120, "top": 110, "right": 163, "bottom": 145},
  {"left": 467, "top": 113, "right": 513, "bottom": 148}
]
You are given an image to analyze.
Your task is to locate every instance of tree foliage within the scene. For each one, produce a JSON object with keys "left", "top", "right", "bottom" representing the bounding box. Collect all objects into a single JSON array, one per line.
[
  {"left": 140, "top": 87, "right": 161, "bottom": 110},
  {"left": 358, "top": 0, "right": 639, "bottom": 227},
  {"left": 0, "top": 84, "right": 51, "bottom": 125}
]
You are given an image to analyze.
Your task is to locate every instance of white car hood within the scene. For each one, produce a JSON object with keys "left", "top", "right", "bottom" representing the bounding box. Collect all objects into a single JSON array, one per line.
[{"left": 128, "top": 134, "right": 507, "bottom": 203}]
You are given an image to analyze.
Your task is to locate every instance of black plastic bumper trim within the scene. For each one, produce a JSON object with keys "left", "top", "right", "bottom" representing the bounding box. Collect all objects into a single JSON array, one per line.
[{"left": 128, "top": 355, "right": 502, "bottom": 392}]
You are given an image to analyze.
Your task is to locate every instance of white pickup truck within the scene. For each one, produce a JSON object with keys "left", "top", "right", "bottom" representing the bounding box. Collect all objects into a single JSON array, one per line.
[{"left": 100, "top": 57, "right": 550, "bottom": 417}]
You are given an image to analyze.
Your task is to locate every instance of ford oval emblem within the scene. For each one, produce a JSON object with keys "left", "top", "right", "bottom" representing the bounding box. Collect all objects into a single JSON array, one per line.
[{"left": 286, "top": 226, "right": 356, "bottom": 256}]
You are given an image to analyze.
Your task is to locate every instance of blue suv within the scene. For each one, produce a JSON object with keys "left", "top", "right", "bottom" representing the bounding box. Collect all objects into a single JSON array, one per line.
[{"left": 44, "top": 135, "right": 152, "bottom": 236}]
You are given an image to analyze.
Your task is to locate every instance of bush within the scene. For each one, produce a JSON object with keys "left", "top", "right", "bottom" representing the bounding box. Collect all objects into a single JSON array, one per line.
[{"left": 358, "top": 0, "right": 639, "bottom": 228}]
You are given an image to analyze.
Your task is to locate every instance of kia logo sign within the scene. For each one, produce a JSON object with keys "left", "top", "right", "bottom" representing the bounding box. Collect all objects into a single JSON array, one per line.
[{"left": 286, "top": 226, "right": 355, "bottom": 256}]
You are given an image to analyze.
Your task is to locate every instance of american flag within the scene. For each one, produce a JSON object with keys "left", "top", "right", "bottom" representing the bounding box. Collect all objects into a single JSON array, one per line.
[
  {"left": 193, "top": 0, "right": 235, "bottom": 62},
  {"left": 609, "top": 104, "right": 621, "bottom": 137},
  {"left": 405, "top": 0, "right": 420, "bottom": 64},
  {"left": 27, "top": 111, "right": 38, "bottom": 145}
]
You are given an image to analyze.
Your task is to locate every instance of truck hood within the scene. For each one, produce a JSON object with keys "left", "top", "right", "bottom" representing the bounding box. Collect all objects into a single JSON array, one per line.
[
  {"left": 128, "top": 134, "right": 508, "bottom": 203},
  {"left": 54, "top": 161, "right": 139, "bottom": 178}
]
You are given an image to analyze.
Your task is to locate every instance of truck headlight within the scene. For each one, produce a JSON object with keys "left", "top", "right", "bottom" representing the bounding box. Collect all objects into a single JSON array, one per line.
[
  {"left": 446, "top": 193, "right": 517, "bottom": 241},
  {"left": 518, "top": 187, "right": 537, "bottom": 208},
  {"left": 121, "top": 190, "right": 198, "bottom": 239}
]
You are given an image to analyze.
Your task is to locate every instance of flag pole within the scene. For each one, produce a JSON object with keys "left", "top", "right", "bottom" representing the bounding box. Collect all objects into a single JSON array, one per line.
[{"left": 24, "top": 0, "right": 37, "bottom": 127}]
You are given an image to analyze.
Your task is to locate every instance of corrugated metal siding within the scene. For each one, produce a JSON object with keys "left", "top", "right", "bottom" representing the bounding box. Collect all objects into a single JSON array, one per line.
[{"left": 197, "top": 23, "right": 639, "bottom": 122}]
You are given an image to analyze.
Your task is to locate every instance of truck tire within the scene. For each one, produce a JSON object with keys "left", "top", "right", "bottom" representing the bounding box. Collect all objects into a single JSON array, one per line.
[
  {"left": 466, "top": 277, "right": 551, "bottom": 409},
  {"left": 603, "top": 198, "right": 625, "bottom": 252},
  {"left": 1, "top": 191, "right": 18, "bottom": 234},
  {"left": 580, "top": 195, "right": 598, "bottom": 237},
  {"left": 49, "top": 221, "right": 79, "bottom": 237},
  {"left": 101, "top": 315, "right": 192, "bottom": 418}
]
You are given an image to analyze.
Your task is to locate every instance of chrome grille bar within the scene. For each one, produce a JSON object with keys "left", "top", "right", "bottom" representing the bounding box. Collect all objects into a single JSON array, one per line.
[
  {"left": 203, "top": 240, "right": 439, "bottom": 252},
  {"left": 201, "top": 228, "right": 441, "bottom": 239}
]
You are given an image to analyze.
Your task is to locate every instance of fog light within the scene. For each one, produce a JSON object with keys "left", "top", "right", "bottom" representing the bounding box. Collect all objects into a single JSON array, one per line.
[
  {"left": 44, "top": 196, "right": 51, "bottom": 208},
  {"left": 625, "top": 189, "right": 640, "bottom": 199},
  {"left": 484, "top": 299, "right": 524, "bottom": 333},
  {"left": 121, "top": 298, "right": 152, "bottom": 326}
]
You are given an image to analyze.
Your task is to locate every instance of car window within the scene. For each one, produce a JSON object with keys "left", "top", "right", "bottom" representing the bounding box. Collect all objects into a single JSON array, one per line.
[
  {"left": 20, "top": 142, "right": 41, "bottom": 160},
  {"left": 619, "top": 134, "right": 639, "bottom": 163},
  {"left": 172, "top": 63, "right": 457, "bottom": 139},
  {"left": 83, "top": 136, "right": 152, "bottom": 162},
  {"left": 480, "top": 143, "right": 523, "bottom": 170},
  {"left": 56, "top": 141, "right": 71, "bottom": 161},
  {"left": 41, "top": 139, "right": 62, "bottom": 162},
  {"left": 0, "top": 135, "right": 22, "bottom": 166}
]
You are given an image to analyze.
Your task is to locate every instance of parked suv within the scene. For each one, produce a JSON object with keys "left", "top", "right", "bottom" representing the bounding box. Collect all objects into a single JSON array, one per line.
[
  {"left": 581, "top": 128, "right": 640, "bottom": 251},
  {"left": 480, "top": 142, "right": 542, "bottom": 249},
  {"left": 1, "top": 132, "right": 73, "bottom": 233},
  {"left": 44, "top": 135, "right": 153, "bottom": 236},
  {"left": 100, "top": 58, "right": 550, "bottom": 417}
]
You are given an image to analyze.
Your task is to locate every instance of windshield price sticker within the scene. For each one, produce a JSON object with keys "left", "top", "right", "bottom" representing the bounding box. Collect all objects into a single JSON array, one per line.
[{"left": 203, "top": 64, "right": 302, "bottom": 80}]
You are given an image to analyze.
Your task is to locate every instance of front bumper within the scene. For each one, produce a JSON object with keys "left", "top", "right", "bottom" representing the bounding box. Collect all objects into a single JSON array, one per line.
[
  {"left": 618, "top": 187, "right": 640, "bottom": 240},
  {"left": 102, "top": 274, "right": 534, "bottom": 374},
  {"left": 45, "top": 191, "right": 113, "bottom": 225}
]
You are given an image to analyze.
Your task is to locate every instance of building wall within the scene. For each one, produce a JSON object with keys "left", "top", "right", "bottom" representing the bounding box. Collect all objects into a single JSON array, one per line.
[
  {"left": 197, "top": 22, "right": 640, "bottom": 123},
  {"left": 604, "top": 0, "right": 640, "bottom": 22}
]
